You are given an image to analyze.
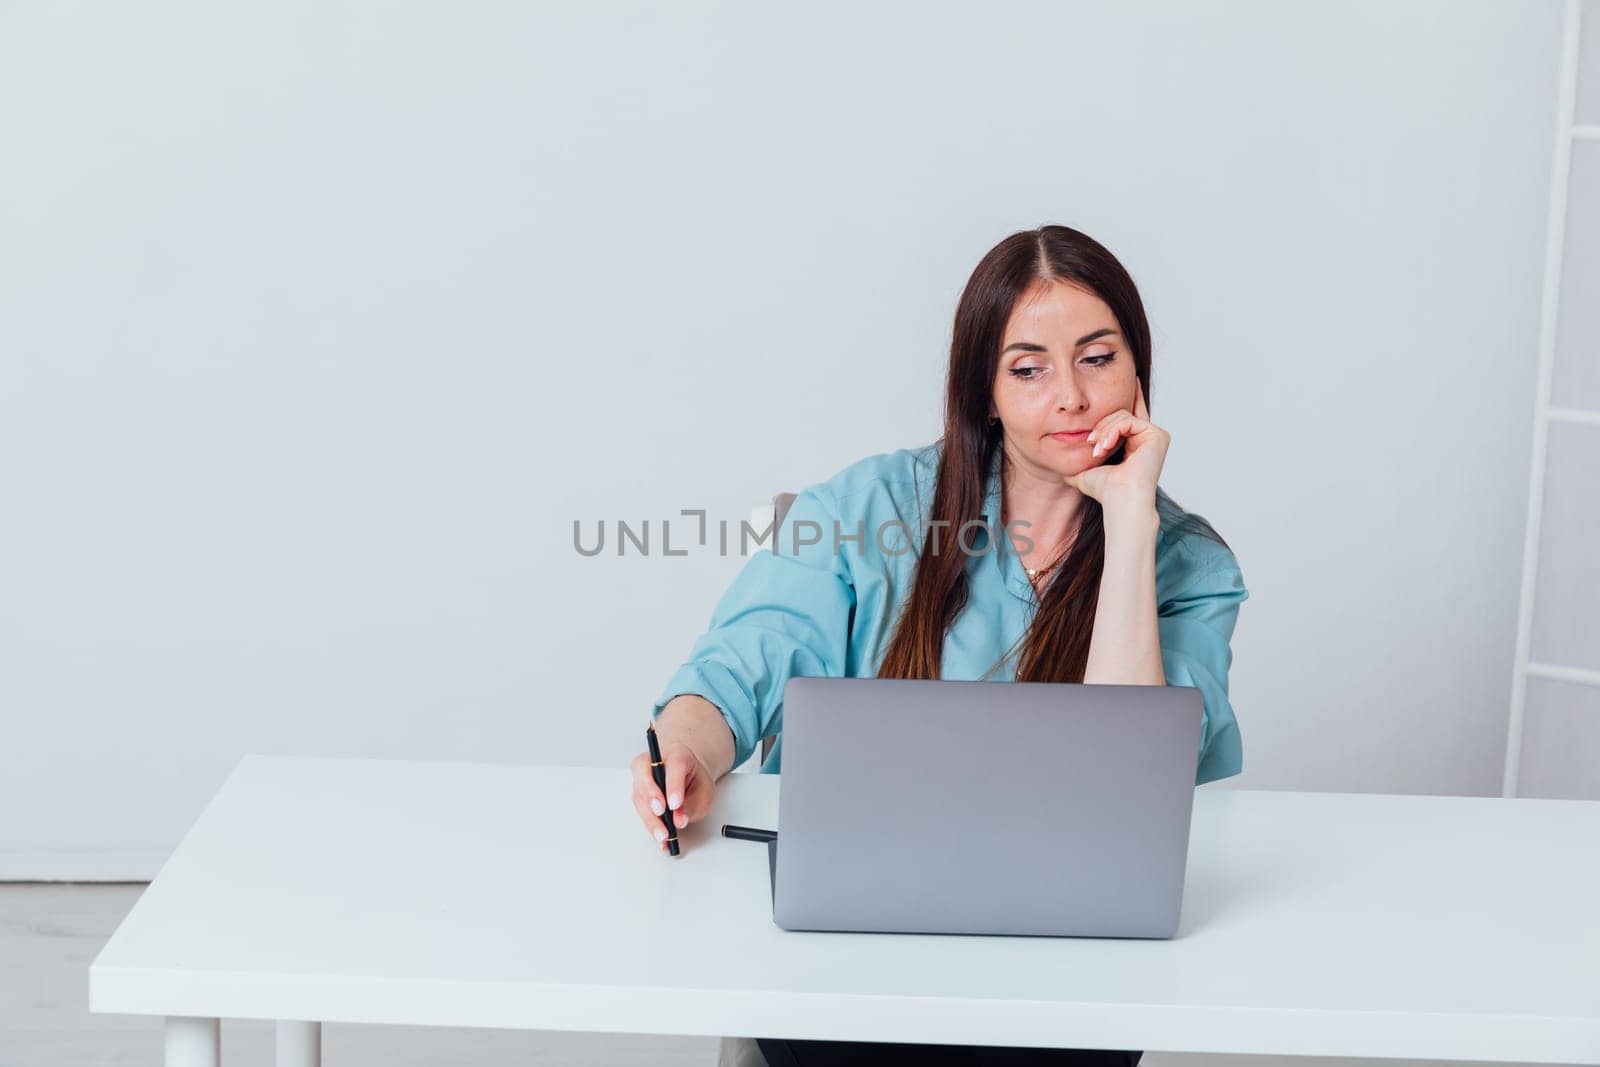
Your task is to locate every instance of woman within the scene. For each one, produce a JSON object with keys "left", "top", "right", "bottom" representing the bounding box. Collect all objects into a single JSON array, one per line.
[{"left": 628, "top": 224, "right": 1250, "bottom": 1066}]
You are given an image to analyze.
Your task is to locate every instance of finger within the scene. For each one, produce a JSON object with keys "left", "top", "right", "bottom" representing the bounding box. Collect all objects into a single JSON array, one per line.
[
  {"left": 1089, "top": 412, "right": 1131, "bottom": 456},
  {"left": 1088, "top": 409, "right": 1126, "bottom": 441},
  {"left": 1093, "top": 412, "right": 1154, "bottom": 457},
  {"left": 681, "top": 775, "right": 714, "bottom": 824},
  {"left": 632, "top": 789, "right": 671, "bottom": 845},
  {"left": 631, "top": 753, "right": 666, "bottom": 815},
  {"left": 663, "top": 749, "right": 691, "bottom": 815},
  {"left": 676, "top": 781, "right": 712, "bottom": 828},
  {"left": 668, "top": 748, "right": 705, "bottom": 827}
]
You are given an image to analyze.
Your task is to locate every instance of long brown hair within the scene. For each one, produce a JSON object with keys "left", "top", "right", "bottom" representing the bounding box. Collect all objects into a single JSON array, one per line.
[{"left": 875, "top": 224, "right": 1227, "bottom": 683}]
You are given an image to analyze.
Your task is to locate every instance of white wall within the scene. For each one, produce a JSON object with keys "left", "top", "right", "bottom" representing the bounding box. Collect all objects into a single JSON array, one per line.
[{"left": 0, "top": 1, "right": 1566, "bottom": 879}]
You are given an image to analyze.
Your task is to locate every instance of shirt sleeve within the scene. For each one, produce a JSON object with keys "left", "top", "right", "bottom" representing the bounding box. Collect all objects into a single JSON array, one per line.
[
  {"left": 650, "top": 484, "right": 857, "bottom": 770},
  {"left": 1158, "top": 555, "right": 1250, "bottom": 785}
]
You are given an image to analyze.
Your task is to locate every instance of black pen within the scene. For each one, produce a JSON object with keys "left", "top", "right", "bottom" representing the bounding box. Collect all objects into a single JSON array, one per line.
[
  {"left": 645, "top": 723, "right": 680, "bottom": 856},
  {"left": 721, "top": 824, "right": 777, "bottom": 843}
]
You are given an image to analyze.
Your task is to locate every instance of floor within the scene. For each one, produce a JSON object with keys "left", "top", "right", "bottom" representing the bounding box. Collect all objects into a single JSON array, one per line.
[{"left": 2, "top": 883, "right": 1541, "bottom": 1067}]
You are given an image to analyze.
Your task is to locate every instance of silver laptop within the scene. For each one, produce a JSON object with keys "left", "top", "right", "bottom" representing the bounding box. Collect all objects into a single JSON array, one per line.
[{"left": 769, "top": 676, "right": 1205, "bottom": 939}]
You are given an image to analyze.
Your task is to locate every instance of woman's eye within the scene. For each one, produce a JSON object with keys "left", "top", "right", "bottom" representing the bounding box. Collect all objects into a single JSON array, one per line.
[{"left": 1009, "top": 354, "right": 1111, "bottom": 379}]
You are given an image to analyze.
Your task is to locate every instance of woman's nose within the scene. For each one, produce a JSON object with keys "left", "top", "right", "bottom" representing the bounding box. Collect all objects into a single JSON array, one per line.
[{"left": 1055, "top": 374, "right": 1088, "bottom": 410}]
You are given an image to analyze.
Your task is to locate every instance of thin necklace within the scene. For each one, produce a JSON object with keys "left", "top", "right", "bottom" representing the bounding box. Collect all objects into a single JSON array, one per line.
[
  {"left": 1002, "top": 470, "right": 1074, "bottom": 583},
  {"left": 1025, "top": 558, "right": 1062, "bottom": 581}
]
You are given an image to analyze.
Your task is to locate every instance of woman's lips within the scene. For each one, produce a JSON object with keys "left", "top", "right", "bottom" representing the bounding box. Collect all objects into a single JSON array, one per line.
[{"left": 1048, "top": 430, "right": 1091, "bottom": 442}]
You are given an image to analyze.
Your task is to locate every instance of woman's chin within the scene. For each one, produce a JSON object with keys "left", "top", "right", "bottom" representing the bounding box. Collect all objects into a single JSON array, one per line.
[{"left": 1042, "top": 462, "right": 1091, "bottom": 483}]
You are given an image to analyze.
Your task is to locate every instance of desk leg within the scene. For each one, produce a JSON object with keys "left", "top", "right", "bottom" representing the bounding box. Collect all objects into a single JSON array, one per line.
[
  {"left": 165, "top": 1017, "right": 219, "bottom": 1067},
  {"left": 275, "top": 1020, "right": 321, "bottom": 1067}
]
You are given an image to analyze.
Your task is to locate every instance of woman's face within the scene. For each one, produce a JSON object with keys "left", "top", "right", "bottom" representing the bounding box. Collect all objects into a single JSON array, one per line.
[{"left": 991, "top": 279, "right": 1138, "bottom": 480}]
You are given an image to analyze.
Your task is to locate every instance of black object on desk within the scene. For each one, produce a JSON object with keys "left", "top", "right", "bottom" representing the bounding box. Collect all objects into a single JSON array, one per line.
[
  {"left": 722, "top": 823, "right": 778, "bottom": 843},
  {"left": 644, "top": 723, "right": 679, "bottom": 857}
]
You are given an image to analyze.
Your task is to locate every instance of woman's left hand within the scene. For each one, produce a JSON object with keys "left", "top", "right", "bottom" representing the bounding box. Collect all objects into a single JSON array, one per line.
[{"left": 1063, "top": 379, "right": 1168, "bottom": 512}]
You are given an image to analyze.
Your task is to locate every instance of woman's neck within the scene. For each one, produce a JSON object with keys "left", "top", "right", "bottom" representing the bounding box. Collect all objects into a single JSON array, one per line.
[{"left": 999, "top": 448, "right": 1086, "bottom": 567}]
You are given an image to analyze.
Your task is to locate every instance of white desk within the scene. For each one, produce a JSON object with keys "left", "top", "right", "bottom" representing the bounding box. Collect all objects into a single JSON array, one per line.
[{"left": 90, "top": 755, "right": 1600, "bottom": 1065}]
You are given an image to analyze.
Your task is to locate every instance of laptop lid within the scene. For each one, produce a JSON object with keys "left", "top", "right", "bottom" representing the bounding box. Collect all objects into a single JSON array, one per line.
[{"left": 771, "top": 676, "right": 1204, "bottom": 939}]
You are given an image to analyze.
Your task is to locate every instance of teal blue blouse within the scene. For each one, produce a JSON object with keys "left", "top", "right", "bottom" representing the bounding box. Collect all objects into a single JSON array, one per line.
[{"left": 650, "top": 439, "right": 1249, "bottom": 785}]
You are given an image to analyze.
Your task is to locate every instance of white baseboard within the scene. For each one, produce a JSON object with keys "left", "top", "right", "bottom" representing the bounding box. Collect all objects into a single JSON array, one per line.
[{"left": 0, "top": 850, "right": 167, "bottom": 882}]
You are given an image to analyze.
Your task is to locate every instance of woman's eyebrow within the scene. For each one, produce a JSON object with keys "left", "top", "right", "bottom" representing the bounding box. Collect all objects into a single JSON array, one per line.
[{"left": 1001, "top": 328, "right": 1119, "bottom": 355}]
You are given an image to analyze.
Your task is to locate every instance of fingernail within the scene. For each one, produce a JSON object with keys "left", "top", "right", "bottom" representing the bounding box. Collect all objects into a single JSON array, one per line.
[
  {"left": 668, "top": 793, "right": 681, "bottom": 809},
  {"left": 655, "top": 828, "right": 666, "bottom": 842},
  {"left": 650, "top": 798, "right": 664, "bottom": 816}
]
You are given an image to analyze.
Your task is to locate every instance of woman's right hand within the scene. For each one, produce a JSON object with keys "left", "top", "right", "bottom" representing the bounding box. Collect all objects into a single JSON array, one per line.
[{"left": 630, "top": 739, "right": 718, "bottom": 854}]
